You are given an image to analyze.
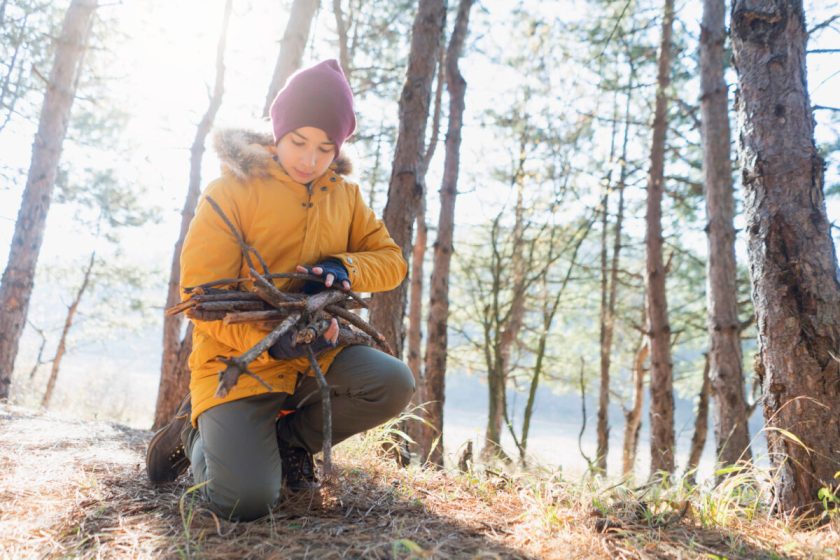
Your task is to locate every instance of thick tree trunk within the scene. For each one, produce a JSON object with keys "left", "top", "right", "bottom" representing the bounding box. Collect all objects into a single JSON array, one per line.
[
  {"left": 419, "top": 0, "right": 473, "bottom": 467},
  {"left": 731, "top": 0, "right": 840, "bottom": 516},
  {"left": 153, "top": 0, "right": 232, "bottom": 429},
  {"left": 41, "top": 251, "right": 95, "bottom": 409},
  {"left": 685, "top": 354, "right": 711, "bottom": 482},
  {"left": 700, "top": 0, "right": 753, "bottom": 472},
  {"left": 262, "top": 0, "right": 320, "bottom": 117},
  {"left": 368, "top": 0, "right": 447, "bottom": 359},
  {"left": 0, "top": 0, "right": 97, "bottom": 399},
  {"left": 622, "top": 340, "right": 649, "bottom": 476},
  {"left": 645, "top": 0, "right": 676, "bottom": 477}
]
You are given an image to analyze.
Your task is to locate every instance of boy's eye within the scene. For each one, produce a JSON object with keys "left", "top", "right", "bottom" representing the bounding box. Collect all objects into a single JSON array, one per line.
[
  {"left": 291, "top": 139, "right": 305, "bottom": 147},
  {"left": 318, "top": 147, "right": 333, "bottom": 154}
]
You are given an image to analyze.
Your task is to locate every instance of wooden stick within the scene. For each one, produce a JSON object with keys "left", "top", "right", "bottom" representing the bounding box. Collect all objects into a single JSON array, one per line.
[
  {"left": 306, "top": 345, "right": 332, "bottom": 481},
  {"left": 305, "top": 289, "right": 349, "bottom": 315},
  {"left": 326, "top": 304, "right": 393, "bottom": 354},
  {"left": 223, "top": 307, "right": 302, "bottom": 325},
  {"left": 214, "top": 313, "right": 299, "bottom": 397},
  {"left": 195, "top": 300, "right": 268, "bottom": 312},
  {"left": 186, "top": 309, "right": 228, "bottom": 321}
]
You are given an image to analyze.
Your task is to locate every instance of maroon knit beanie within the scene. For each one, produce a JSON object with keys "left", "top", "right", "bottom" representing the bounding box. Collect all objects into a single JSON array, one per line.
[{"left": 269, "top": 59, "right": 356, "bottom": 159}]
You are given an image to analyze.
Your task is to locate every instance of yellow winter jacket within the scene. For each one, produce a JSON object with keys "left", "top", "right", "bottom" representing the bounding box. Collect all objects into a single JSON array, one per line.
[{"left": 180, "top": 129, "right": 407, "bottom": 425}]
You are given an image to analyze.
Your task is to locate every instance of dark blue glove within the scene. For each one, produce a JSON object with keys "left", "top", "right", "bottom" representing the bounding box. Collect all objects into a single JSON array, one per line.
[
  {"left": 301, "top": 258, "right": 350, "bottom": 294},
  {"left": 268, "top": 329, "right": 336, "bottom": 360}
]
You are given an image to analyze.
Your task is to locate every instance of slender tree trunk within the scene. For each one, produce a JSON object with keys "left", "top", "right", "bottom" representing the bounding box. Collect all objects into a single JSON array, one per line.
[
  {"left": 368, "top": 0, "right": 447, "bottom": 359},
  {"left": 484, "top": 170, "right": 527, "bottom": 460},
  {"left": 406, "top": 42, "right": 444, "bottom": 419},
  {"left": 262, "top": 0, "right": 320, "bottom": 117},
  {"left": 419, "top": 0, "right": 473, "bottom": 467},
  {"left": 41, "top": 251, "right": 95, "bottom": 409},
  {"left": 685, "top": 353, "right": 711, "bottom": 482},
  {"left": 332, "top": 0, "right": 351, "bottom": 82},
  {"left": 645, "top": 0, "right": 677, "bottom": 477},
  {"left": 731, "top": 0, "right": 840, "bottom": 516},
  {"left": 0, "top": 0, "right": 97, "bottom": 399},
  {"left": 700, "top": 0, "right": 753, "bottom": 472},
  {"left": 622, "top": 339, "right": 649, "bottom": 476},
  {"left": 153, "top": 0, "right": 232, "bottom": 429},
  {"left": 596, "top": 88, "right": 623, "bottom": 474}
]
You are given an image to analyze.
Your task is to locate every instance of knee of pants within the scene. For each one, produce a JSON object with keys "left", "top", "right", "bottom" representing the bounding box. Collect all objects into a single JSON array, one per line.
[
  {"left": 204, "top": 478, "right": 280, "bottom": 522},
  {"left": 378, "top": 360, "right": 415, "bottom": 417}
]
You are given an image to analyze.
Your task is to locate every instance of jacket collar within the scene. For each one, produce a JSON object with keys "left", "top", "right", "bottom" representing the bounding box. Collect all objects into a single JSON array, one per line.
[{"left": 212, "top": 127, "right": 353, "bottom": 183}]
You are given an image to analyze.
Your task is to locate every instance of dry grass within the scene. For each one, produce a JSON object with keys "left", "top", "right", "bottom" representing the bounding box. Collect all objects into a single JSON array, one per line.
[{"left": 0, "top": 403, "right": 837, "bottom": 559}]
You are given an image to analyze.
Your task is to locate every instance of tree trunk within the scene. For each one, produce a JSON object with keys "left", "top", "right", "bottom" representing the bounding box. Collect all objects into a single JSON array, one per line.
[
  {"left": 700, "top": 0, "right": 753, "bottom": 472},
  {"left": 332, "top": 0, "right": 351, "bottom": 83},
  {"left": 41, "top": 251, "right": 95, "bottom": 409},
  {"left": 731, "top": 0, "right": 840, "bottom": 516},
  {"left": 153, "top": 0, "right": 232, "bottom": 429},
  {"left": 597, "top": 83, "right": 628, "bottom": 474},
  {"left": 262, "top": 0, "right": 320, "bottom": 117},
  {"left": 419, "top": 0, "right": 473, "bottom": 467},
  {"left": 685, "top": 353, "right": 711, "bottom": 482},
  {"left": 645, "top": 0, "right": 677, "bottom": 477},
  {"left": 484, "top": 167, "right": 527, "bottom": 460},
  {"left": 368, "top": 0, "right": 447, "bottom": 359},
  {"left": 406, "top": 43, "right": 444, "bottom": 435},
  {"left": 622, "top": 340, "right": 649, "bottom": 476},
  {"left": 0, "top": 0, "right": 97, "bottom": 399}
]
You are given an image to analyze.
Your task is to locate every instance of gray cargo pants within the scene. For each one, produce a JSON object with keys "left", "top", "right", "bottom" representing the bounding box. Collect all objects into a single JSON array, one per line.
[{"left": 184, "top": 344, "right": 414, "bottom": 521}]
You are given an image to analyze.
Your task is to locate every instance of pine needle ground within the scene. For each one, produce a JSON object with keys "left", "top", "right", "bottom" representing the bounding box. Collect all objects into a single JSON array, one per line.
[{"left": 0, "top": 403, "right": 837, "bottom": 559}]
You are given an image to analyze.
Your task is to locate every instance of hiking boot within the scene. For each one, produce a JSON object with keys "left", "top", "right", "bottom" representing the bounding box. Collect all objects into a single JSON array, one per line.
[
  {"left": 278, "top": 439, "right": 319, "bottom": 492},
  {"left": 146, "top": 394, "right": 193, "bottom": 485}
]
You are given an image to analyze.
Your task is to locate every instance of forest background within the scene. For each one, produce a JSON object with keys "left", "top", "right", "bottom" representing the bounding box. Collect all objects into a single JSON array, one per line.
[{"left": 0, "top": 0, "right": 838, "bottom": 485}]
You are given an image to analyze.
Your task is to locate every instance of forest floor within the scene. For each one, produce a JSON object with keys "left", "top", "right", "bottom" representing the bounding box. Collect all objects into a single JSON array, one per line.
[{"left": 0, "top": 403, "right": 838, "bottom": 559}]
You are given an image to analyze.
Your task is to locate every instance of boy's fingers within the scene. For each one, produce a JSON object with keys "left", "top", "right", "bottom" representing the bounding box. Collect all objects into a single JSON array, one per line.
[
  {"left": 342, "top": 280, "right": 351, "bottom": 291},
  {"left": 325, "top": 318, "right": 339, "bottom": 343},
  {"left": 325, "top": 273, "right": 334, "bottom": 287},
  {"left": 312, "top": 266, "right": 323, "bottom": 275},
  {"left": 295, "top": 265, "right": 308, "bottom": 273}
]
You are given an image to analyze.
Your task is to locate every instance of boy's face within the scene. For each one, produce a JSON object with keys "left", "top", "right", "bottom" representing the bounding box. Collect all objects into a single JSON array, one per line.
[{"left": 275, "top": 127, "right": 335, "bottom": 184}]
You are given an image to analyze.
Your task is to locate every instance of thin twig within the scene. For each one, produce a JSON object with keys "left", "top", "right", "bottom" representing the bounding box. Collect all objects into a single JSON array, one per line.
[
  {"left": 306, "top": 345, "right": 333, "bottom": 481},
  {"left": 215, "top": 314, "right": 299, "bottom": 397},
  {"left": 204, "top": 195, "right": 270, "bottom": 275}
]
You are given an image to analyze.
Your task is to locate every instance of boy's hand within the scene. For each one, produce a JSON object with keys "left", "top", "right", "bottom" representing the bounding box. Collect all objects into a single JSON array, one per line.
[{"left": 296, "top": 258, "right": 351, "bottom": 293}]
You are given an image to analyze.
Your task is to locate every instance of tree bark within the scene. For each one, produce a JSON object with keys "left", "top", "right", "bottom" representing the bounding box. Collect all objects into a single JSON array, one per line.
[
  {"left": 406, "top": 42, "right": 444, "bottom": 434},
  {"left": 645, "top": 0, "right": 677, "bottom": 477},
  {"left": 332, "top": 0, "right": 351, "bottom": 82},
  {"left": 262, "top": 0, "right": 320, "bottom": 117},
  {"left": 731, "top": 0, "right": 840, "bottom": 516},
  {"left": 685, "top": 353, "right": 711, "bottom": 482},
  {"left": 700, "top": 0, "right": 753, "bottom": 473},
  {"left": 596, "top": 80, "right": 630, "bottom": 473},
  {"left": 0, "top": 0, "right": 97, "bottom": 399},
  {"left": 484, "top": 161, "right": 527, "bottom": 460},
  {"left": 41, "top": 251, "right": 95, "bottom": 409},
  {"left": 622, "top": 339, "right": 649, "bottom": 476},
  {"left": 153, "top": 0, "right": 232, "bottom": 429},
  {"left": 368, "top": 0, "right": 447, "bottom": 359},
  {"left": 419, "top": 0, "right": 473, "bottom": 467}
]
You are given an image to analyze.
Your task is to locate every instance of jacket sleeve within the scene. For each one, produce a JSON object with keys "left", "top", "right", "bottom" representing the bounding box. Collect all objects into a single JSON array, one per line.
[
  {"left": 330, "top": 183, "right": 408, "bottom": 293},
  {"left": 180, "top": 179, "right": 273, "bottom": 361}
]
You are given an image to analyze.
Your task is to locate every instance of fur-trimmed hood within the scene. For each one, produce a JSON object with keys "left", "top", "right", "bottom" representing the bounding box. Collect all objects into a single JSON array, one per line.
[{"left": 213, "top": 128, "right": 353, "bottom": 181}]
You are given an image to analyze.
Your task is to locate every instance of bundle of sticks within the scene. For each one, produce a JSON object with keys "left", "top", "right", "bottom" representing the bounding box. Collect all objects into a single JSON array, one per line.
[{"left": 165, "top": 195, "right": 391, "bottom": 479}]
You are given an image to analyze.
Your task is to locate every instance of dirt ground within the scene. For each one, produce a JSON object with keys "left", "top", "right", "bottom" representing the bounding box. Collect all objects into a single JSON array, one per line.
[{"left": 0, "top": 403, "right": 836, "bottom": 559}]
